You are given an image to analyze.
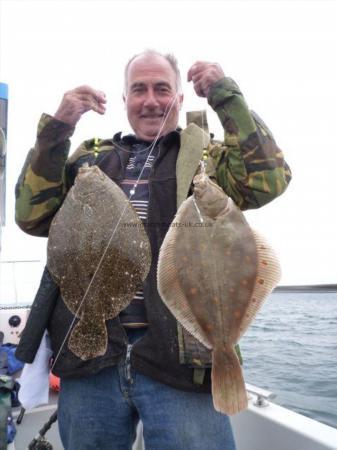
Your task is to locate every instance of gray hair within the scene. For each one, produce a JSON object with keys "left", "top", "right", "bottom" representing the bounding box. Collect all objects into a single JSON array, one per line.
[{"left": 124, "top": 49, "right": 182, "bottom": 95}]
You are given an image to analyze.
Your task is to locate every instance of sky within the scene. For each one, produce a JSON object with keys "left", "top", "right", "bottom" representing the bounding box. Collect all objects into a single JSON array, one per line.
[{"left": 0, "top": 0, "right": 337, "bottom": 303}]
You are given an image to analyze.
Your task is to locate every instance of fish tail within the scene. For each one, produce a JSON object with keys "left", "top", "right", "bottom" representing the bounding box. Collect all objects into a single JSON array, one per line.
[
  {"left": 68, "top": 315, "right": 107, "bottom": 361},
  {"left": 211, "top": 345, "right": 247, "bottom": 415}
]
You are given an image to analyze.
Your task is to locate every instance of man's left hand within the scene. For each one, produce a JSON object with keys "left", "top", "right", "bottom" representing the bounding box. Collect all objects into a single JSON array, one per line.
[{"left": 187, "top": 61, "right": 225, "bottom": 98}]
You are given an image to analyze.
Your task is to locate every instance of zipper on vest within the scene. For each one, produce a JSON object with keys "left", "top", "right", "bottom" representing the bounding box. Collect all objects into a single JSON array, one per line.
[
  {"left": 116, "top": 147, "right": 127, "bottom": 176},
  {"left": 146, "top": 146, "right": 161, "bottom": 227},
  {"left": 125, "top": 344, "right": 132, "bottom": 382}
]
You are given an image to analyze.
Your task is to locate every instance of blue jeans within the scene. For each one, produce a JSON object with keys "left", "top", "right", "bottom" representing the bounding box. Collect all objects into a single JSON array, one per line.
[{"left": 58, "top": 329, "right": 236, "bottom": 450}]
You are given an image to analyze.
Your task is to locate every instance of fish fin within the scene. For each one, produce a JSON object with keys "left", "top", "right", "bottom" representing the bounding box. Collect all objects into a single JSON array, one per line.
[
  {"left": 158, "top": 218, "right": 212, "bottom": 349},
  {"left": 212, "top": 346, "right": 248, "bottom": 415},
  {"left": 232, "top": 229, "right": 281, "bottom": 342},
  {"left": 68, "top": 314, "right": 107, "bottom": 361}
]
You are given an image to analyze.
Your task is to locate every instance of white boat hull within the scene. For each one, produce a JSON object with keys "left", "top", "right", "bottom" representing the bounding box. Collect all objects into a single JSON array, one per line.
[
  {"left": 232, "top": 395, "right": 337, "bottom": 450},
  {"left": 10, "top": 387, "right": 337, "bottom": 450}
]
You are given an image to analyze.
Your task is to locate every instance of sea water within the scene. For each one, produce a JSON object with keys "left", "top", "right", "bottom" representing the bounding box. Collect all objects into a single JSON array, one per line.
[{"left": 240, "top": 291, "right": 337, "bottom": 429}]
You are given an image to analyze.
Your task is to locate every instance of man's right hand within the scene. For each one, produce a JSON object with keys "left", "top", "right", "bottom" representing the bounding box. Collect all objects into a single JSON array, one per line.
[{"left": 54, "top": 86, "right": 106, "bottom": 127}]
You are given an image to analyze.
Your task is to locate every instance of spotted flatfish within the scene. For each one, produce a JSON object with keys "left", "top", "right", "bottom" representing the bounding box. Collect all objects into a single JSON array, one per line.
[
  {"left": 47, "top": 164, "right": 151, "bottom": 360},
  {"left": 157, "top": 172, "right": 281, "bottom": 415}
]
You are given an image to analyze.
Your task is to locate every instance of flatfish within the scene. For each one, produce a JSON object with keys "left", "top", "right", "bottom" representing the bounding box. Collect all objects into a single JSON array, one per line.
[
  {"left": 47, "top": 164, "right": 151, "bottom": 360},
  {"left": 157, "top": 172, "right": 281, "bottom": 415}
]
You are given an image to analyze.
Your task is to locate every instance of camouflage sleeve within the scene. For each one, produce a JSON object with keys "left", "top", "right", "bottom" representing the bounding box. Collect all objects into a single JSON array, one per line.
[
  {"left": 207, "top": 77, "right": 292, "bottom": 210},
  {"left": 15, "top": 113, "right": 75, "bottom": 236}
]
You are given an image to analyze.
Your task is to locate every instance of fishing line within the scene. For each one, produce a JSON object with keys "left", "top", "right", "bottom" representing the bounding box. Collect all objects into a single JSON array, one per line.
[
  {"left": 51, "top": 93, "right": 181, "bottom": 371},
  {"left": 129, "top": 93, "right": 180, "bottom": 197},
  {"left": 192, "top": 196, "right": 204, "bottom": 224},
  {"left": 192, "top": 109, "right": 210, "bottom": 222}
]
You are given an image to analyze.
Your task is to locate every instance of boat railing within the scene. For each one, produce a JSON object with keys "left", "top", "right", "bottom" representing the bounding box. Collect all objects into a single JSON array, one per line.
[{"left": 245, "top": 383, "right": 276, "bottom": 407}]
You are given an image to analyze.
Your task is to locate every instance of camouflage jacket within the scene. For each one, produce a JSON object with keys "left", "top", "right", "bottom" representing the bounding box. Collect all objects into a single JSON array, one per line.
[
  {"left": 15, "top": 77, "right": 291, "bottom": 389},
  {"left": 15, "top": 77, "right": 291, "bottom": 235}
]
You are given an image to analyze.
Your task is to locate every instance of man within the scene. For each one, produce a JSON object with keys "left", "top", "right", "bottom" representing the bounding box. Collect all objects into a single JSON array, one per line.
[{"left": 15, "top": 50, "right": 291, "bottom": 450}]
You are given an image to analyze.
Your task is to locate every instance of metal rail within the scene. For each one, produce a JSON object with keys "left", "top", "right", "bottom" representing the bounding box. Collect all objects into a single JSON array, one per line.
[{"left": 246, "top": 383, "right": 276, "bottom": 407}]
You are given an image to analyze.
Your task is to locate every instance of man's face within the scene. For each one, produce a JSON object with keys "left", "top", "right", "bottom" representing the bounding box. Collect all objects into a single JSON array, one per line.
[{"left": 124, "top": 55, "right": 183, "bottom": 142}]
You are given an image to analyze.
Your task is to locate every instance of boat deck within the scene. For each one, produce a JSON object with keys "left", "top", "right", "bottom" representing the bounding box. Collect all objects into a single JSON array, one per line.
[{"left": 10, "top": 387, "right": 337, "bottom": 450}]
